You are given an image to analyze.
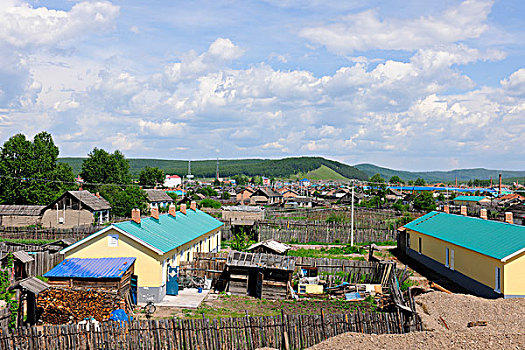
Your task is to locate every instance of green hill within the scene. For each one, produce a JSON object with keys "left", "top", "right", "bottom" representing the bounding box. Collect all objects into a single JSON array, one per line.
[
  {"left": 355, "top": 163, "right": 525, "bottom": 183},
  {"left": 295, "top": 165, "right": 350, "bottom": 181},
  {"left": 60, "top": 157, "right": 368, "bottom": 181}
]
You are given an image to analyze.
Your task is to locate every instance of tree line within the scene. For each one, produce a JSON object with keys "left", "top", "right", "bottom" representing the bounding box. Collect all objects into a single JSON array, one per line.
[{"left": 0, "top": 132, "right": 167, "bottom": 217}]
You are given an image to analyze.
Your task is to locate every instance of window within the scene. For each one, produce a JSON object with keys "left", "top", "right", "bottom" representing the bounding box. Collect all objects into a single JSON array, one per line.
[
  {"left": 495, "top": 267, "right": 501, "bottom": 293},
  {"left": 445, "top": 248, "right": 450, "bottom": 267},
  {"left": 450, "top": 249, "right": 454, "bottom": 270},
  {"left": 108, "top": 234, "right": 119, "bottom": 247},
  {"left": 407, "top": 234, "right": 411, "bottom": 248},
  {"left": 418, "top": 237, "right": 422, "bottom": 254}
]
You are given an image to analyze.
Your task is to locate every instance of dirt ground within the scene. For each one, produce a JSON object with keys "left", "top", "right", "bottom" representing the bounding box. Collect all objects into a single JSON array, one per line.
[{"left": 308, "top": 291, "right": 525, "bottom": 350}]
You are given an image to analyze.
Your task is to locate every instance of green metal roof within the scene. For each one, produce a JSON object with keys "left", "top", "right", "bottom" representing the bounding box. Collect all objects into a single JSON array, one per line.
[
  {"left": 404, "top": 211, "right": 525, "bottom": 260},
  {"left": 453, "top": 196, "right": 488, "bottom": 202},
  {"left": 111, "top": 209, "right": 223, "bottom": 254}
]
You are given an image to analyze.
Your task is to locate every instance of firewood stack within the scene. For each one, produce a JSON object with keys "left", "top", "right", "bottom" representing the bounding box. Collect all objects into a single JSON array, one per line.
[{"left": 37, "top": 287, "right": 125, "bottom": 324}]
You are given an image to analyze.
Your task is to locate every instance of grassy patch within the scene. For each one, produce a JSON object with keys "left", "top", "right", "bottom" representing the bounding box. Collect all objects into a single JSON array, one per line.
[
  {"left": 288, "top": 245, "right": 367, "bottom": 260},
  {"left": 0, "top": 238, "right": 55, "bottom": 245}
]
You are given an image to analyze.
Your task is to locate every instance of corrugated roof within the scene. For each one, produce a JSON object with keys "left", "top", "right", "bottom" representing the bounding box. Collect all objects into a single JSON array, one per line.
[
  {"left": 12, "top": 251, "right": 35, "bottom": 263},
  {"left": 11, "top": 277, "right": 49, "bottom": 294},
  {"left": 112, "top": 209, "right": 223, "bottom": 254},
  {"left": 404, "top": 211, "right": 525, "bottom": 260},
  {"left": 453, "top": 196, "right": 488, "bottom": 202},
  {"left": 44, "top": 257, "right": 136, "bottom": 279},
  {"left": 144, "top": 189, "right": 174, "bottom": 203},
  {"left": 247, "top": 240, "right": 291, "bottom": 254},
  {"left": 0, "top": 205, "right": 45, "bottom": 216}
]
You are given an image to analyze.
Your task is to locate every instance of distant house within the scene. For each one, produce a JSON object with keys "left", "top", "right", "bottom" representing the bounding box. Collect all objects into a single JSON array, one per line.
[
  {"left": 385, "top": 188, "right": 404, "bottom": 202},
  {"left": 453, "top": 196, "right": 491, "bottom": 207},
  {"left": 339, "top": 191, "right": 364, "bottom": 205},
  {"left": 250, "top": 188, "right": 283, "bottom": 205},
  {"left": 282, "top": 189, "right": 299, "bottom": 199},
  {"left": 144, "top": 189, "right": 174, "bottom": 208},
  {"left": 262, "top": 177, "right": 270, "bottom": 186},
  {"left": 399, "top": 211, "right": 525, "bottom": 298},
  {"left": 164, "top": 175, "right": 182, "bottom": 188},
  {"left": 0, "top": 205, "right": 45, "bottom": 227},
  {"left": 497, "top": 193, "right": 525, "bottom": 206},
  {"left": 236, "top": 187, "right": 255, "bottom": 204},
  {"left": 41, "top": 191, "right": 111, "bottom": 228},
  {"left": 222, "top": 206, "right": 265, "bottom": 225},
  {"left": 60, "top": 204, "right": 223, "bottom": 302},
  {"left": 299, "top": 178, "right": 310, "bottom": 187}
]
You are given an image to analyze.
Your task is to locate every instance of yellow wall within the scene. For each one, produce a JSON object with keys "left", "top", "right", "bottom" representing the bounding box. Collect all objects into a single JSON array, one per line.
[
  {"left": 407, "top": 229, "right": 504, "bottom": 292},
  {"left": 65, "top": 227, "right": 221, "bottom": 288},
  {"left": 504, "top": 251, "right": 525, "bottom": 296}
]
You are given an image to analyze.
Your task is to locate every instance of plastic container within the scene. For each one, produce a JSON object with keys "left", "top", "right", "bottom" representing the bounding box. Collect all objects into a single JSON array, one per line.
[{"left": 198, "top": 287, "right": 203, "bottom": 293}]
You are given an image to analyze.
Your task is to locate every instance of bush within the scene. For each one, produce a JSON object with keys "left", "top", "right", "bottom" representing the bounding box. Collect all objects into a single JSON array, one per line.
[{"left": 200, "top": 198, "right": 222, "bottom": 209}]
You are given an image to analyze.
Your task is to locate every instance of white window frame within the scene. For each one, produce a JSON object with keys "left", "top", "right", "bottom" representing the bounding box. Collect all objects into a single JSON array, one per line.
[
  {"left": 494, "top": 267, "right": 501, "bottom": 293},
  {"left": 108, "top": 234, "right": 119, "bottom": 247},
  {"left": 450, "top": 249, "right": 455, "bottom": 271}
]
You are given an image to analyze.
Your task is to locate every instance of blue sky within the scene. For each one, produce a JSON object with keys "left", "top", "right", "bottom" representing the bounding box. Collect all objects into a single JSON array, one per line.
[{"left": 0, "top": 0, "right": 524, "bottom": 171}]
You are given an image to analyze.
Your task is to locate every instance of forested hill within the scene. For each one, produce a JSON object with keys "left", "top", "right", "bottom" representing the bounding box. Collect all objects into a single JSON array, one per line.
[
  {"left": 355, "top": 163, "right": 525, "bottom": 183},
  {"left": 60, "top": 157, "right": 369, "bottom": 180}
]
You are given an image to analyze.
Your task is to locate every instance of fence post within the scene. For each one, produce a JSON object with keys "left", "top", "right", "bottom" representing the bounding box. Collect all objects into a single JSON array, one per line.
[{"left": 280, "top": 309, "right": 290, "bottom": 350}]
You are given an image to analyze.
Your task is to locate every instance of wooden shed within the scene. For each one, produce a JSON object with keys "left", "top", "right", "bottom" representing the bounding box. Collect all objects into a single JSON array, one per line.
[
  {"left": 44, "top": 257, "right": 136, "bottom": 302},
  {"left": 225, "top": 251, "right": 295, "bottom": 300}
]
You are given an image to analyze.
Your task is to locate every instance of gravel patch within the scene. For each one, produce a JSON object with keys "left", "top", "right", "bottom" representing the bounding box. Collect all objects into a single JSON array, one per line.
[{"left": 308, "top": 291, "right": 525, "bottom": 350}]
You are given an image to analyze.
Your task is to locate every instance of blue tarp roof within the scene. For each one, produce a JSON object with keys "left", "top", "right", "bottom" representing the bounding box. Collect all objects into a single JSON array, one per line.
[{"left": 44, "top": 257, "right": 136, "bottom": 279}]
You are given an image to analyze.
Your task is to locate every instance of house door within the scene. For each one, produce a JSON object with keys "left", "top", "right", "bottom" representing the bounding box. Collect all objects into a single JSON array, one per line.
[
  {"left": 167, "top": 266, "right": 179, "bottom": 296},
  {"left": 130, "top": 275, "right": 138, "bottom": 305}
]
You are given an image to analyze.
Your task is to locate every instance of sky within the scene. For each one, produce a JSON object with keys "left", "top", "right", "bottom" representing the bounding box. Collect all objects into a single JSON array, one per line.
[{"left": 0, "top": 0, "right": 524, "bottom": 171}]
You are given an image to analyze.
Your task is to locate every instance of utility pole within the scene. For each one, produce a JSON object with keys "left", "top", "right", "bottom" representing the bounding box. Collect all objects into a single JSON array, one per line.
[
  {"left": 351, "top": 180, "right": 355, "bottom": 247},
  {"left": 216, "top": 158, "right": 219, "bottom": 180}
]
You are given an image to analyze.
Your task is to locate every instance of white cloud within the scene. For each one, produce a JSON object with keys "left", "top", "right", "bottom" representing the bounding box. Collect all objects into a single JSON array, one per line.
[
  {"left": 300, "top": 0, "right": 493, "bottom": 54},
  {"left": 0, "top": 1, "right": 120, "bottom": 47},
  {"left": 138, "top": 120, "right": 187, "bottom": 137}
]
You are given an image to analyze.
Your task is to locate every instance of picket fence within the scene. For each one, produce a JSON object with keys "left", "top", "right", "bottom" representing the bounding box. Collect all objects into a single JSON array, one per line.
[{"left": 0, "top": 310, "right": 422, "bottom": 350}]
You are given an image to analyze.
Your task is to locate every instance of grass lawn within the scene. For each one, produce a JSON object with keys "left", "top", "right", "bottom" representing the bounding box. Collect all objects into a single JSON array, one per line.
[
  {"left": 287, "top": 246, "right": 368, "bottom": 261},
  {"left": 181, "top": 294, "right": 376, "bottom": 319}
]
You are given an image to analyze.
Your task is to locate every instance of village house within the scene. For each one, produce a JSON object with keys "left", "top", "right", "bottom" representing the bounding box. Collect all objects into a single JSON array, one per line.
[
  {"left": 164, "top": 174, "right": 182, "bottom": 188},
  {"left": 453, "top": 195, "right": 491, "bottom": 207},
  {"left": 144, "top": 189, "right": 174, "bottom": 209},
  {"left": 41, "top": 190, "right": 111, "bottom": 228},
  {"left": 0, "top": 205, "right": 45, "bottom": 227},
  {"left": 398, "top": 211, "right": 525, "bottom": 298},
  {"left": 236, "top": 187, "right": 255, "bottom": 204},
  {"left": 250, "top": 188, "right": 283, "bottom": 205},
  {"left": 60, "top": 203, "right": 223, "bottom": 303}
]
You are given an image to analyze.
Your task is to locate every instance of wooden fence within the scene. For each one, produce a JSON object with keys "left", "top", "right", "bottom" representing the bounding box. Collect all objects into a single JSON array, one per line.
[
  {"left": 0, "top": 310, "right": 422, "bottom": 350},
  {"left": 0, "top": 225, "right": 101, "bottom": 241},
  {"left": 1, "top": 245, "right": 65, "bottom": 278}
]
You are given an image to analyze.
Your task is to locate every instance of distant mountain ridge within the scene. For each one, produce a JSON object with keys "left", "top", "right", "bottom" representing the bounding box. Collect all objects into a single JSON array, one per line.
[
  {"left": 60, "top": 157, "right": 369, "bottom": 181},
  {"left": 355, "top": 163, "right": 525, "bottom": 183}
]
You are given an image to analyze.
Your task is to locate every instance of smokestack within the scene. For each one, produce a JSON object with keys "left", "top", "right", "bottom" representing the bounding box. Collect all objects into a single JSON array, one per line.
[
  {"left": 505, "top": 212, "right": 513, "bottom": 224},
  {"left": 460, "top": 206, "right": 467, "bottom": 216},
  {"left": 190, "top": 201, "right": 197, "bottom": 211},
  {"left": 480, "top": 208, "right": 487, "bottom": 220},
  {"left": 443, "top": 205, "right": 449, "bottom": 214},
  {"left": 168, "top": 204, "right": 176, "bottom": 218},
  {"left": 180, "top": 204, "right": 187, "bottom": 215},
  {"left": 499, "top": 174, "right": 502, "bottom": 196},
  {"left": 151, "top": 206, "right": 159, "bottom": 220},
  {"left": 131, "top": 208, "right": 141, "bottom": 224}
]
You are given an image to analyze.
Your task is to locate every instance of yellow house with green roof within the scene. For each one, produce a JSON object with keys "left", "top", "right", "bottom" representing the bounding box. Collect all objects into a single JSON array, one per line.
[
  {"left": 60, "top": 203, "right": 223, "bottom": 302},
  {"left": 400, "top": 211, "right": 525, "bottom": 298}
]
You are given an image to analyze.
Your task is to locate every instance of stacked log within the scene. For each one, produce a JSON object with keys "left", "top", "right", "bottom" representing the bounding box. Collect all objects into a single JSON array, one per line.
[{"left": 37, "top": 287, "right": 125, "bottom": 324}]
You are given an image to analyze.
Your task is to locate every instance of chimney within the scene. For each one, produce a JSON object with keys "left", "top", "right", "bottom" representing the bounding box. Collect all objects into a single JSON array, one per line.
[
  {"left": 168, "top": 204, "right": 176, "bottom": 218},
  {"left": 190, "top": 201, "right": 197, "bottom": 211},
  {"left": 498, "top": 174, "right": 502, "bottom": 197},
  {"left": 95, "top": 192, "right": 100, "bottom": 198},
  {"left": 181, "top": 204, "right": 187, "bottom": 215},
  {"left": 151, "top": 206, "right": 159, "bottom": 220},
  {"left": 480, "top": 208, "right": 487, "bottom": 220},
  {"left": 505, "top": 212, "right": 513, "bottom": 224},
  {"left": 460, "top": 206, "right": 467, "bottom": 216},
  {"left": 131, "top": 208, "right": 141, "bottom": 224},
  {"left": 443, "top": 205, "right": 450, "bottom": 214},
  {"left": 79, "top": 186, "right": 83, "bottom": 191}
]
